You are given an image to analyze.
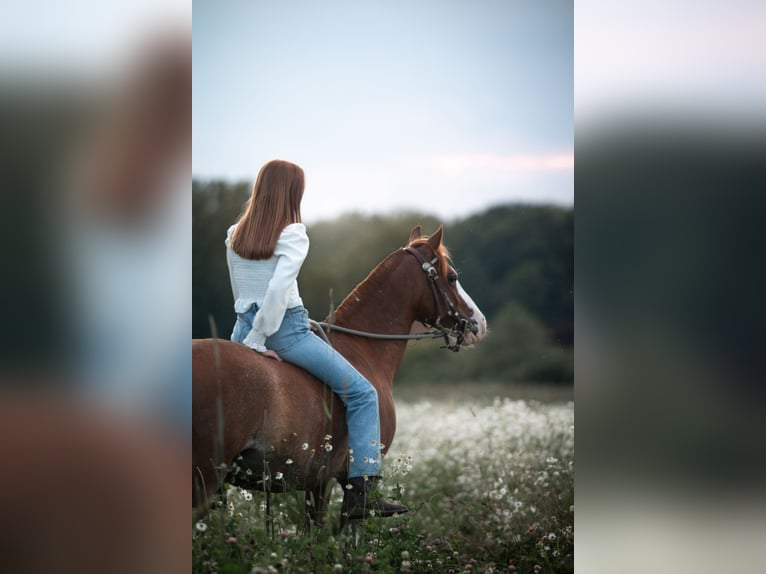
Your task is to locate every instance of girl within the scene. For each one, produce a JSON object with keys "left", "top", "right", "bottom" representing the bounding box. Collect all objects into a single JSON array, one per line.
[{"left": 225, "top": 159, "right": 409, "bottom": 519}]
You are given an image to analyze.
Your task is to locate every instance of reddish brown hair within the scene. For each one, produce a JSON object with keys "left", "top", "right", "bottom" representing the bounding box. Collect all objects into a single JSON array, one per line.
[{"left": 230, "top": 159, "right": 304, "bottom": 259}]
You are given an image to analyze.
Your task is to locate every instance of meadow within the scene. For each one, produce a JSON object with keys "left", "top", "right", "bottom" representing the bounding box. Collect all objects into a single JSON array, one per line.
[{"left": 193, "top": 385, "right": 574, "bottom": 573}]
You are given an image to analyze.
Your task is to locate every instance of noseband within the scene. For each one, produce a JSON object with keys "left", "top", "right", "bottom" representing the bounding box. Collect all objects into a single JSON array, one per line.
[{"left": 402, "top": 247, "right": 473, "bottom": 352}]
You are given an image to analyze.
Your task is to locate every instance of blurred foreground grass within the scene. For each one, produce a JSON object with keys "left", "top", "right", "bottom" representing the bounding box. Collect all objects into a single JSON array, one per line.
[{"left": 193, "top": 385, "right": 574, "bottom": 573}]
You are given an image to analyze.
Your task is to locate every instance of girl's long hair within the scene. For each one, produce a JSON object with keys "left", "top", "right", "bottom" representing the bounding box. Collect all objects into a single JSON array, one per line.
[{"left": 230, "top": 159, "right": 304, "bottom": 260}]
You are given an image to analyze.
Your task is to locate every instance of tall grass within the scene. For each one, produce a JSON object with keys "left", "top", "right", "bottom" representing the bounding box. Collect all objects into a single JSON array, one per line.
[{"left": 193, "top": 396, "right": 574, "bottom": 573}]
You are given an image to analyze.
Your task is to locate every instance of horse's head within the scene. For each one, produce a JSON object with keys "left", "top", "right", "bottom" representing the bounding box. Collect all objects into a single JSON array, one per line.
[{"left": 404, "top": 225, "right": 487, "bottom": 350}]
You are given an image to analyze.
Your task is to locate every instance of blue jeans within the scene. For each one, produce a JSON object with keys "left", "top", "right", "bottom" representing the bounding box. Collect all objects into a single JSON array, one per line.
[{"left": 231, "top": 304, "right": 382, "bottom": 478}]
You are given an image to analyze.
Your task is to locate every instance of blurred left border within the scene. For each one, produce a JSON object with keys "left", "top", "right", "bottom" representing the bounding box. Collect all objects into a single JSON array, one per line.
[{"left": 0, "top": 2, "right": 191, "bottom": 572}]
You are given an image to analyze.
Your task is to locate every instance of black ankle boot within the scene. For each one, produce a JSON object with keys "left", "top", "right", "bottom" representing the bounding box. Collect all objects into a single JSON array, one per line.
[{"left": 341, "top": 476, "right": 410, "bottom": 520}]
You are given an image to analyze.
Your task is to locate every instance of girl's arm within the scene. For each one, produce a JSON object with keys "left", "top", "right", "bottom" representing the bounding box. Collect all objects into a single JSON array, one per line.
[{"left": 242, "top": 223, "right": 309, "bottom": 351}]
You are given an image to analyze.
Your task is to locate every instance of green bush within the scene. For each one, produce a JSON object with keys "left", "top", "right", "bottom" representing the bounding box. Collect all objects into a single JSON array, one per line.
[{"left": 397, "top": 303, "right": 573, "bottom": 384}]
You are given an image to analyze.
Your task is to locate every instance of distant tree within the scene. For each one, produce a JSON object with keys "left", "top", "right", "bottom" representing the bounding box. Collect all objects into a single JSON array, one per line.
[
  {"left": 448, "top": 204, "right": 573, "bottom": 344},
  {"left": 299, "top": 212, "right": 442, "bottom": 318},
  {"left": 192, "top": 180, "right": 249, "bottom": 338},
  {"left": 192, "top": 180, "right": 573, "bottom": 383},
  {"left": 397, "top": 302, "right": 573, "bottom": 384}
]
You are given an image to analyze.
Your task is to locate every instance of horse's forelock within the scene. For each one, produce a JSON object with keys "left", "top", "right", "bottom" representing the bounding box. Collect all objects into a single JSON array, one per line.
[{"left": 407, "top": 237, "right": 452, "bottom": 278}]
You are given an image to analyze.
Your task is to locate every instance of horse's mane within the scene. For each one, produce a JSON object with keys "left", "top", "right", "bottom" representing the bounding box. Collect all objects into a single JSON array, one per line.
[
  {"left": 335, "top": 236, "right": 452, "bottom": 319},
  {"left": 406, "top": 237, "right": 452, "bottom": 278}
]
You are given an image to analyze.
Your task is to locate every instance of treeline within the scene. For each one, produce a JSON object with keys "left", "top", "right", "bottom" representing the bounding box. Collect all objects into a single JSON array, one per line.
[{"left": 193, "top": 180, "right": 573, "bottom": 384}]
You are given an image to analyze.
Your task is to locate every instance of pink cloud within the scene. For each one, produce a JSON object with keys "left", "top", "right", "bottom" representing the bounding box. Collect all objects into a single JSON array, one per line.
[{"left": 425, "top": 153, "right": 574, "bottom": 172}]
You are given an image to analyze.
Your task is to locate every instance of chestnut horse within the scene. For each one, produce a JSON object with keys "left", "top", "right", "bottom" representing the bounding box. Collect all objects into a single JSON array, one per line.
[{"left": 192, "top": 225, "right": 487, "bottom": 525}]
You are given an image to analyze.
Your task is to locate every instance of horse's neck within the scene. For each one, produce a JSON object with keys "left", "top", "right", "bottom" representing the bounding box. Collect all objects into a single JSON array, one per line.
[{"left": 327, "top": 254, "right": 417, "bottom": 388}]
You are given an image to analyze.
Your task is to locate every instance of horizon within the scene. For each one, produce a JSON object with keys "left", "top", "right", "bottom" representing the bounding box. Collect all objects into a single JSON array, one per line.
[{"left": 193, "top": 177, "right": 572, "bottom": 226}]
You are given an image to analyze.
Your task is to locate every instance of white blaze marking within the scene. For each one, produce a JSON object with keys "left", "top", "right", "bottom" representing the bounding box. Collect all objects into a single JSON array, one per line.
[{"left": 456, "top": 281, "right": 487, "bottom": 339}]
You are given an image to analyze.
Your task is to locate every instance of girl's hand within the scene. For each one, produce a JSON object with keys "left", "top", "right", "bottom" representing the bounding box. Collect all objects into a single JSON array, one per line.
[{"left": 260, "top": 349, "right": 283, "bottom": 362}]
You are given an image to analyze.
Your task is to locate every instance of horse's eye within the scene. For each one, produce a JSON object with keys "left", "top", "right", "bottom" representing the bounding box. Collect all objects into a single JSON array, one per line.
[{"left": 447, "top": 274, "right": 458, "bottom": 286}]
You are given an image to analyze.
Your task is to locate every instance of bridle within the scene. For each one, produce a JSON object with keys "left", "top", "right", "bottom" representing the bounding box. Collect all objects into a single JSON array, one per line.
[
  {"left": 402, "top": 246, "right": 475, "bottom": 351},
  {"left": 311, "top": 245, "right": 477, "bottom": 352}
]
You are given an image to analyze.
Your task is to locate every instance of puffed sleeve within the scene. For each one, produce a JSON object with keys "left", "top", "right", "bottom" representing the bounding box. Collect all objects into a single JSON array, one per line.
[{"left": 242, "top": 223, "right": 309, "bottom": 351}]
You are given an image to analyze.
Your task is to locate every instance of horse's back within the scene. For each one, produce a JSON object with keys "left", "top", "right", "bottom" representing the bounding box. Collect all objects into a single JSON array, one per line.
[{"left": 192, "top": 337, "right": 330, "bottom": 409}]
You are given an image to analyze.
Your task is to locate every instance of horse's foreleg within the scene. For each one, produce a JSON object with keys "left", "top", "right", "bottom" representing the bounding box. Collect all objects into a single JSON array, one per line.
[
  {"left": 192, "top": 465, "right": 219, "bottom": 520},
  {"left": 265, "top": 488, "right": 272, "bottom": 538},
  {"left": 336, "top": 510, "right": 362, "bottom": 547},
  {"left": 305, "top": 483, "right": 329, "bottom": 530},
  {"left": 192, "top": 468, "right": 207, "bottom": 514},
  {"left": 336, "top": 492, "right": 349, "bottom": 536}
]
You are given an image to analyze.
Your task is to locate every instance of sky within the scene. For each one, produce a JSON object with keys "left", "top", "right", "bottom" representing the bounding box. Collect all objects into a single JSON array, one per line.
[{"left": 193, "top": 0, "right": 573, "bottom": 222}]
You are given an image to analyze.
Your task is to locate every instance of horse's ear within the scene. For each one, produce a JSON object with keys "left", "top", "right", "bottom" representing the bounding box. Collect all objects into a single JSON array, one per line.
[
  {"left": 426, "top": 225, "right": 444, "bottom": 252},
  {"left": 408, "top": 225, "right": 422, "bottom": 244}
]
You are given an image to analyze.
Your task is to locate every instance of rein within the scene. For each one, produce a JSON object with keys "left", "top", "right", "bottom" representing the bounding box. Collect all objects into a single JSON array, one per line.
[{"left": 309, "top": 320, "right": 446, "bottom": 343}]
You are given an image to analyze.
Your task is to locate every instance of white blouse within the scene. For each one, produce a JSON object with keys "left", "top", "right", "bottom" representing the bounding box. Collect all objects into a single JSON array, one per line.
[{"left": 225, "top": 222, "right": 309, "bottom": 351}]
